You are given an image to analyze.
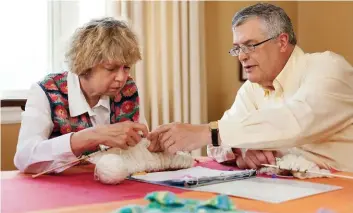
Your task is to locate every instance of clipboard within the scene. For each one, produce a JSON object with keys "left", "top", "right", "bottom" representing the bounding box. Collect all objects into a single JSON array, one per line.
[{"left": 128, "top": 166, "right": 257, "bottom": 188}]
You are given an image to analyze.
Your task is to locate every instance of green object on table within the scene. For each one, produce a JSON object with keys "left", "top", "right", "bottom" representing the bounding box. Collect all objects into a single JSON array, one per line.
[{"left": 113, "top": 191, "right": 246, "bottom": 213}]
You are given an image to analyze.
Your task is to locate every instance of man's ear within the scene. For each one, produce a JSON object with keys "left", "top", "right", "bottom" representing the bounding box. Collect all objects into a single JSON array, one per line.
[{"left": 278, "top": 33, "right": 289, "bottom": 52}]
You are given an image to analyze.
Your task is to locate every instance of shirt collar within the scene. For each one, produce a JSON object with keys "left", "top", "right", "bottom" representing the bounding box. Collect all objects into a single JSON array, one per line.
[
  {"left": 67, "top": 72, "right": 110, "bottom": 117},
  {"left": 263, "top": 45, "right": 305, "bottom": 97}
]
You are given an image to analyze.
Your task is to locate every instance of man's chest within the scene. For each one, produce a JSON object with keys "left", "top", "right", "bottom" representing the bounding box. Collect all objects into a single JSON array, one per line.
[{"left": 254, "top": 89, "right": 299, "bottom": 110}]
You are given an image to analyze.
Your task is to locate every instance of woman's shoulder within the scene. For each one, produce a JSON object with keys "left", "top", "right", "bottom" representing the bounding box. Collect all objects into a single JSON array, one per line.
[
  {"left": 37, "top": 72, "right": 69, "bottom": 94},
  {"left": 38, "top": 71, "right": 69, "bottom": 84}
]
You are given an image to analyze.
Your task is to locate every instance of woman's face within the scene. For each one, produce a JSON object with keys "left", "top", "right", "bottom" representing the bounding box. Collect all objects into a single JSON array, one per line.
[{"left": 83, "top": 62, "right": 131, "bottom": 97}]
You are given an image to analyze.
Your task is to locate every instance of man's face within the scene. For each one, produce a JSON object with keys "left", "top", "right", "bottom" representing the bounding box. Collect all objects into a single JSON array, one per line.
[{"left": 232, "top": 17, "right": 284, "bottom": 86}]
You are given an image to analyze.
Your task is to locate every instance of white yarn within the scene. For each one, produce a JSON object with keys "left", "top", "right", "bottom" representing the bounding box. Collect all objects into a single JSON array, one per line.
[
  {"left": 91, "top": 139, "right": 194, "bottom": 184},
  {"left": 94, "top": 154, "right": 129, "bottom": 184},
  {"left": 258, "top": 153, "right": 331, "bottom": 179},
  {"left": 170, "top": 152, "right": 194, "bottom": 169}
]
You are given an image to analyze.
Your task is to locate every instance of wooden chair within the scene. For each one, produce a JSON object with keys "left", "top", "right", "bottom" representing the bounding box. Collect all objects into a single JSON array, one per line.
[{"left": 1, "top": 99, "right": 26, "bottom": 111}]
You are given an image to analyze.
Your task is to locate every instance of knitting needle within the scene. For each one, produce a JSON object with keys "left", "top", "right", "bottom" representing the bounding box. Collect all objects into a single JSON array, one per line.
[
  {"left": 261, "top": 164, "right": 353, "bottom": 180},
  {"left": 32, "top": 148, "right": 109, "bottom": 178},
  {"left": 32, "top": 135, "right": 146, "bottom": 178}
]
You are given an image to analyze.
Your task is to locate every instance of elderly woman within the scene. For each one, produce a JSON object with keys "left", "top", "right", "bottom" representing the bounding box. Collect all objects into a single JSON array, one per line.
[{"left": 14, "top": 17, "right": 149, "bottom": 174}]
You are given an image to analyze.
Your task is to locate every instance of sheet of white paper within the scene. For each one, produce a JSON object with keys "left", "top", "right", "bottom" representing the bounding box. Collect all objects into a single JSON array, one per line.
[
  {"left": 190, "top": 177, "right": 342, "bottom": 204},
  {"left": 131, "top": 166, "right": 250, "bottom": 182}
]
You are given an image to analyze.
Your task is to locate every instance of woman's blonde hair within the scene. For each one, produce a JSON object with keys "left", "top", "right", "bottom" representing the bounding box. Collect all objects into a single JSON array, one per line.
[{"left": 66, "top": 17, "right": 141, "bottom": 75}]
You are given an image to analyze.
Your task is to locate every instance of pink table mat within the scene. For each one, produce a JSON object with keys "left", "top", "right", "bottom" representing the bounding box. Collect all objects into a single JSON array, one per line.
[
  {"left": 1, "top": 172, "right": 186, "bottom": 213},
  {"left": 0, "top": 160, "right": 250, "bottom": 213}
]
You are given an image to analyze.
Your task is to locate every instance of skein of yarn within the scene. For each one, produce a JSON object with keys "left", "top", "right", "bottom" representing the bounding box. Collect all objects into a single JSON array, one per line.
[
  {"left": 94, "top": 154, "right": 129, "bottom": 185},
  {"left": 91, "top": 139, "right": 194, "bottom": 185}
]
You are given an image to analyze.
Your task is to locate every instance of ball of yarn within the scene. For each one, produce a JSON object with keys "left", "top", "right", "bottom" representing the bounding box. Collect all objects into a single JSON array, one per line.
[
  {"left": 90, "top": 139, "right": 194, "bottom": 185},
  {"left": 170, "top": 152, "right": 194, "bottom": 169},
  {"left": 94, "top": 154, "right": 129, "bottom": 185}
]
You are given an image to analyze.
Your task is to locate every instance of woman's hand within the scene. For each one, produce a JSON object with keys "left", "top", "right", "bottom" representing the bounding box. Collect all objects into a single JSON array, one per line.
[{"left": 70, "top": 121, "right": 149, "bottom": 156}]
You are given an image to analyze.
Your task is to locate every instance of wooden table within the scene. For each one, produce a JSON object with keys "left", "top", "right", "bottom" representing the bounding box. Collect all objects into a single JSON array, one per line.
[{"left": 2, "top": 159, "right": 353, "bottom": 213}]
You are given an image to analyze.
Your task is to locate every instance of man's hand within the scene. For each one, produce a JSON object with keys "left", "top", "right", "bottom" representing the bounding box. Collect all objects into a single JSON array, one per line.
[
  {"left": 147, "top": 123, "right": 211, "bottom": 154},
  {"left": 147, "top": 133, "right": 163, "bottom": 152},
  {"left": 233, "top": 149, "right": 276, "bottom": 169}
]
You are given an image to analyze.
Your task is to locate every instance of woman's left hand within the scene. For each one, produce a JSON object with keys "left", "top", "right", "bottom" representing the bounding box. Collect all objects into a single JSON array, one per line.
[{"left": 70, "top": 121, "right": 149, "bottom": 156}]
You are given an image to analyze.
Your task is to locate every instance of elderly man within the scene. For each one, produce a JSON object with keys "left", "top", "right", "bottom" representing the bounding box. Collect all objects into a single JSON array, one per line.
[{"left": 148, "top": 3, "right": 353, "bottom": 172}]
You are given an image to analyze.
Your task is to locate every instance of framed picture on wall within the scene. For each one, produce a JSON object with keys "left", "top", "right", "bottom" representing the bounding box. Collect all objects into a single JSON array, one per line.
[{"left": 239, "top": 61, "right": 247, "bottom": 81}]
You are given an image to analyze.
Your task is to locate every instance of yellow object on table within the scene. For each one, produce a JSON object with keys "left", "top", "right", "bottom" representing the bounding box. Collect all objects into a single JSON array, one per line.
[{"left": 133, "top": 171, "right": 147, "bottom": 176}]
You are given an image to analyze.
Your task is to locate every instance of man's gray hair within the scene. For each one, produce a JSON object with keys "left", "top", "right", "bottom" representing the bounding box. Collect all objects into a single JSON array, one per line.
[{"left": 232, "top": 3, "right": 297, "bottom": 45}]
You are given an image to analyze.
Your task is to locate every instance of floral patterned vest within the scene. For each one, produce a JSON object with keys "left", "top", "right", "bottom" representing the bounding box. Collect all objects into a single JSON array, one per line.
[{"left": 38, "top": 72, "right": 140, "bottom": 140}]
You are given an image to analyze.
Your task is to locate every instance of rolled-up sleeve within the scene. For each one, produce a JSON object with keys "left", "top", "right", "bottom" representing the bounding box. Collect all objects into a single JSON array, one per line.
[
  {"left": 14, "top": 83, "right": 78, "bottom": 174},
  {"left": 218, "top": 59, "right": 353, "bottom": 150}
]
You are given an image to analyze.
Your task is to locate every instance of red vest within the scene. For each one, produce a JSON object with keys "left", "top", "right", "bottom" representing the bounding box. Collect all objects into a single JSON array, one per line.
[{"left": 38, "top": 71, "right": 140, "bottom": 140}]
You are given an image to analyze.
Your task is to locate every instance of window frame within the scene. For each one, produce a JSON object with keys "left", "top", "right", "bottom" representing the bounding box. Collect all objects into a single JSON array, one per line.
[
  {"left": 1, "top": 0, "right": 119, "bottom": 124},
  {"left": 1, "top": 1, "right": 77, "bottom": 123}
]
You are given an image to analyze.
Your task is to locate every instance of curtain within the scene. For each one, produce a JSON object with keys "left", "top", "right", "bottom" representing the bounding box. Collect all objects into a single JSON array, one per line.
[{"left": 115, "top": 1, "right": 207, "bottom": 156}]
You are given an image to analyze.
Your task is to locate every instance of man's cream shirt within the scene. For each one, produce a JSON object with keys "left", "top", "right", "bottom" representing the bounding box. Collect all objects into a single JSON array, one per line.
[{"left": 207, "top": 46, "right": 353, "bottom": 172}]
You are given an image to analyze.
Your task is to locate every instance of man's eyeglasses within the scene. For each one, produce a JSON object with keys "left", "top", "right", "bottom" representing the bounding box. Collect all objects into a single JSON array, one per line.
[{"left": 229, "top": 37, "right": 275, "bottom": 57}]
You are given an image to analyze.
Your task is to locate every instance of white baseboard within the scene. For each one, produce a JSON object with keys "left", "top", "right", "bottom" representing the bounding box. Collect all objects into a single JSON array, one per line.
[{"left": 1, "top": 107, "right": 23, "bottom": 124}]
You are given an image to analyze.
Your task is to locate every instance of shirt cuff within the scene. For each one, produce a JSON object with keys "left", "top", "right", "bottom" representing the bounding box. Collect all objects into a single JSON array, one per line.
[
  {"left": 51, "top": 133, "right": 79, "bottom": 173},
  {"left": 206, "top": 145, "right": 236, "bottom": 163}
]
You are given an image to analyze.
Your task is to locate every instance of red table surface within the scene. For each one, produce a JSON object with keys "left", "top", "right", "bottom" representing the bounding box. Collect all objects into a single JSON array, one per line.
[{"left": 1, "top": 161, "right": 234, "bottom": 213}]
